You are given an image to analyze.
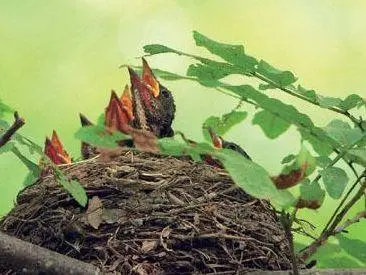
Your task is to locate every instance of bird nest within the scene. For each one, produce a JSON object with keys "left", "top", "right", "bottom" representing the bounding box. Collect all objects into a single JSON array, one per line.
[{"left": 0, "top": 151, "right": 292, "bottom": 274}]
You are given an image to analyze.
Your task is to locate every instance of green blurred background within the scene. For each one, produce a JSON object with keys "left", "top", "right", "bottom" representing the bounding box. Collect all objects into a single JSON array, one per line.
[{"left": 0, "top": 0, "right": 365, "bottom": 267}]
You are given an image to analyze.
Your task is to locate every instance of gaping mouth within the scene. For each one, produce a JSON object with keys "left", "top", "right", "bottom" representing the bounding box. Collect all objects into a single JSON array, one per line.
[
  {"left": 208, "top": 128, "right": 223, "bottom": 149},
  {"left": 128, "top": 67, "right": 154, "bottom": 113},
  {"left": 104, "top": 90, "right": 133, "bottom": 134},
  {"left": 44, "top": 130, "right": 72, "bottom": 164}
]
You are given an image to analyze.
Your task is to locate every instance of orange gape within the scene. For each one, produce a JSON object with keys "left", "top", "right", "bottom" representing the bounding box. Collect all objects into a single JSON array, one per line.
[
  {"left": 105, "top": 90, "right": 134, "bottom": 134},
  {"left": 142, "top": 57, "right": 160, "bottom": 98},
  {"left": 120, "top": 85, "right": 134, "bottom": 122},
  {"left": 44, "top": 130, "right": 72, "bottom": 165}
]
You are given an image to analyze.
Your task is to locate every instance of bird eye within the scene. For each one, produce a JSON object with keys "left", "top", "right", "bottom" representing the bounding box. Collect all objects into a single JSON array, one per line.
[{"left": 161, "top": 89, "right": 170, "bottom": 98}]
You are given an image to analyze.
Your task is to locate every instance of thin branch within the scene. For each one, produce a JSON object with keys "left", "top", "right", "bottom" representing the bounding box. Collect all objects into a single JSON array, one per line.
[
  {"left": 252, "top": 72, "right": 364, "bottom": 131},
  {"left": 334, "top": 211, "right": 366, "bottom": 234},
  {"left": 321, "top": 171, "right": 365, "bottom": 235},
  {"left": 0, "top": 111, "right": 25, "bottom": 147},
  {"left": 298, "top": 171, "right": 366, "bottom": 261}
]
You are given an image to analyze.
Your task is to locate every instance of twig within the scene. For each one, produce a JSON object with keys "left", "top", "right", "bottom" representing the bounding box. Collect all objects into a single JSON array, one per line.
[
  {"left": 334, "top": 211, "right": 366, "bottom": 234},
  {"left": 0, "top": 112, "right": 25, "bottom": 147},
  {"left": 0, "top": 231, "right": 101, "bottom": 274},
  {"left": 298, "top": 171, "right": 366, "bottom": 261},
  {"left": 280, "top": 211, "right": 299, "bottom": 275},
  {"left": 321, "top": 171, "right": 365, "bottom": 235},
  {"left": 252, "top": 72, "right": 364, "bottom": 131}
]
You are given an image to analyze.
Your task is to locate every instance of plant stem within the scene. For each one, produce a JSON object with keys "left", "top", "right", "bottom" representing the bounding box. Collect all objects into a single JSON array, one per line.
[
  {"left": 280, "top": 211, "right": 299, "bottom": 275},
  {"left": 298, "top": 170, "right": 366, "bottom": 261},
  {"left": 0, "top": 112, "right": 25, "bottom": 147},
  {"left": 252, "top": 72, "right": 364, "bottom": 131}
]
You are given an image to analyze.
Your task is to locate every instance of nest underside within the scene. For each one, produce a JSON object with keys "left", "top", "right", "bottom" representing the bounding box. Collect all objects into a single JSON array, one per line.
[{"left": 1, "top": 151, "right": 292, "bottom": 274}]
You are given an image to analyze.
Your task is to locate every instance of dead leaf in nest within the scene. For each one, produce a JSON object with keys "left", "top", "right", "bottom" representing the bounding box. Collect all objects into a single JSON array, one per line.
[
  {"left": 161, "top": 226, "right": 172, "bottom": 238},
  {"left": 130, "top": 129, "right": 159, "bottom": 153},
  {"left": 141, "top": 240, "right": 158, "bottom": 253},
  {"left": 86, "top": 196, "right": 103, "bottom": 229},
  {"left": 102, "top": 209, "right": 128, "bottom": 224}
]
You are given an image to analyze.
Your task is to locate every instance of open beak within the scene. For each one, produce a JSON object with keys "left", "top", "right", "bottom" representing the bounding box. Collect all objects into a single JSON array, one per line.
[
  {"left": 142, "top": 57, "right": 160, "bottom": 98},
  {"left": 105, "top": 90, "right": 132, "bottom": 134},
  {"left": 208, "top": 128, "right": 223, "bottom": 149},
  {"left": 128, "top": 66, "right": 153, "bottom": 112},
  {"left": 44, "top": 130, "right": 72, "bottom": 165},
  {"left": 120, "top": 85, "right": 134, "bottom": 122}
]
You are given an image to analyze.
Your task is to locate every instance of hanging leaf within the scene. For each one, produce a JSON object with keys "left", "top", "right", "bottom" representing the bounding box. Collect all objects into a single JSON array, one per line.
[
  {"left": 74, "top": 125, "right": 127, "bottom": 149},
  {"left": 11, "top": 146, "right": 41, "bottom": 186},
  {"left": 272, "top": 146, "right": 316, "bottom": 189},
  {"left": 215, "top": 149, "right": 296, "bottom": 209},
  {"left": 281, "top": 154, "right": 296, "bottom": 164},
  {"left": 323, "top": 119, "right": 364, "bottom": 147},
  {"left": 0, "top": 142, "right": 15, "bottom": 154},
  {"left": 317, "top": 95, "right": 342, "bottom": 108},
  {"left": 338, "top": 94, "right": 364, "bottom": 111},
  {"left": 55, "top": 170, "right": 88, "bottom": 207},
  {"left": 257, "top": 60, "right": 297, "bottom": 87},
  {"left": 192, "top": 31, "right": 258, "bottom": 72},
  {"left": 0, "top": 99, "right": 14, "bottom": 118},
  {"left": 316, "top": 156, "right": 332, "bottom": 168},
  {"left": 337, "top": 234, "right": 366, "bottom": 265},
  {"left": 252, "top": 110, "right": 291, "bottom": 139},
  {"left": 297, "top": 85, "right": 317, "bottom": 102},
  {"left": 143, "top": 44, "right": 181, "bottom": 55},
  {"left": 346, "top": 148, "right": 366, "bottom": 167},
  {"left": 202, "top": 111, "right": 247, "bottom": 141},
  {"left": 297, "top": 180, "right": 325, "bottom": 209},
  {"left": 320, "top": 167, "right": 348, "bottom": 199}
]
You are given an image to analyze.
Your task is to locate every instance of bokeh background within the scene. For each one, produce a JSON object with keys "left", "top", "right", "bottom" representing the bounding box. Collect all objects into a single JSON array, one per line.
[{"left": 0, "top": 0, "right": 365, "bottom": 267}]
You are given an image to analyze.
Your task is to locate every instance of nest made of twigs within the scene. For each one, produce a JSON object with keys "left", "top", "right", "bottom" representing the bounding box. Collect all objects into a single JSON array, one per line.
[{"left": 0, "top": 151, "right": 292, "bottom": 274}]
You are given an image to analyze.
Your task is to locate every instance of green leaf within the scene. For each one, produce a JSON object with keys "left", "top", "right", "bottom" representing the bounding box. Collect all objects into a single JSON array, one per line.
[
  {"left": 257, "top": 60, "right": 297, "bottom": 87},
  {"left": 193, "top": 31, "right": 258, "bottom": 72},
  {"left": 13, "top": 134, "right": 43, "bottom": 155},
  {"left": 0, "top": 142, "right": 15, "bottom": 154},
  {"left": 215, "top": 149, "right": 296, "bottom": 208},
  {"left": 317, "top": 95, "right": 342, "bottom": 108},
  {"left": 316, "top": 156, "right": 332, "bottom": 168},
  {"left": 252, "top": 110, "right": 291, "bottom": 139},
  {"left": 226, "top": 85, "right": 338, "bottom": 155},
  {"left": 346, "top": 148, "right": 366, "bottom": 167},
  {"left": 297, "top": 85, "right": 317, "bottom": 102},
  {"left": 143, "top": 44, "right": 181, "bottom": 55},
  {"left": 320, "top": 167, "right": 348, "bottom": 199},
  {"left": 56, "top": 172, "right": 88, "bottom": 207},
  {"left": 202, "top": 111, "right": 247, "bottom": 141},
  {"left": 312, "top": 242, "right": 363, "bottom": 268},
  {"left": 187, "top": 61, "right": 245, "bottom": 87},
  {"left": 299, "top": 181, "right": 326, "bottom": 205},
  {"left": 339, "top": 94, "right": 364, "bottom": 111},
  {"left": 23, "top": 171, "right": 39, "bottom": 187},
  {"left": 258, "top": 83, "right": 275, "bottom": 91},
  {"left": 121, "top": 65, "right": 187, "bottom": 81},
  {"left": 0, "top": 99, "right": 14, "bottom": 118},
  {"left": 323, "top": 119, "right": 364, "bottom": 147},
  {"left": 337, "top": 234, "right": 366, "bottom": 265},
  {"left": 281, "top": 154, "right": 296, "bottom": 164},
  {"left": 299, "top": 128, "right": 333, "bottom": 156},
  {"left": 74, "top": 125, "right": 127, "bottom": 148},
  {"left": 297, "top": 146, "right": 316, "bottom": 176},
  {"left": 11, "top": 146, "right": 41, "bottom": 181}
]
